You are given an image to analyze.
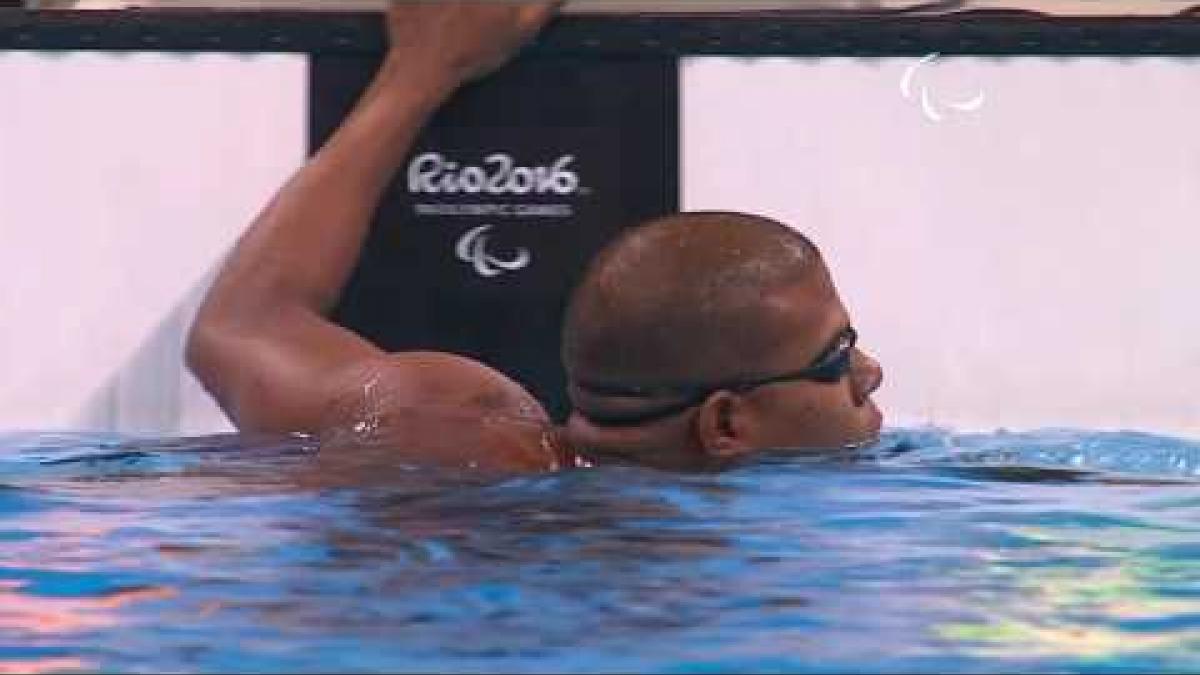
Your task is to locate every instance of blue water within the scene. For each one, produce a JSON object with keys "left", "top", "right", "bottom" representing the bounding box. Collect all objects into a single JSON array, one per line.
[{"left": 4, "top": 428, "right": 1200, "bottom": 673}]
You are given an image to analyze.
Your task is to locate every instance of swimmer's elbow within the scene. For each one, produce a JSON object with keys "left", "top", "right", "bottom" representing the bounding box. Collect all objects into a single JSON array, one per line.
[
  {"left": 184, "top": 312, "right": 252, "bottom": 418},
  {"left": 183, "top": 320, "right": 210, "bottom": 379},
  {"left": 184, "top": 319, "right": 225, "bottom": 402},
  {"left": 184, "top": 322, "right": 268, "bottom": 432}
]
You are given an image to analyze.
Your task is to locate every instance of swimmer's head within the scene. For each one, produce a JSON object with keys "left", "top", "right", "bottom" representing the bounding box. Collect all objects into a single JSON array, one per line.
[
  {"left": 320, "top": 352, "right": 564, "bottom": 474},
  {"left": 562, "top": 211, "right": 883, "bottom": 470}
]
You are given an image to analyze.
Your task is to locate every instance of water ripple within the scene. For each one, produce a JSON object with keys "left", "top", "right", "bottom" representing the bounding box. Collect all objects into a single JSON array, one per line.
[{"left": 0, "top": 428, "right": 1198, "bottom": 672}]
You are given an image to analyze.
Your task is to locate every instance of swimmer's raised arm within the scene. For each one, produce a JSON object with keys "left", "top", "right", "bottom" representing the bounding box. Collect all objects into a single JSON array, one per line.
[{"left": 187, "top": 3, "right": 560, "bottom": 437}]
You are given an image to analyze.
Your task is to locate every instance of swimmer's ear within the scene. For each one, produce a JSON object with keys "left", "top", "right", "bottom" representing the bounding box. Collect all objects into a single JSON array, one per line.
[{"left": 693, "top": 391, "right": 755, "bottom": 460}]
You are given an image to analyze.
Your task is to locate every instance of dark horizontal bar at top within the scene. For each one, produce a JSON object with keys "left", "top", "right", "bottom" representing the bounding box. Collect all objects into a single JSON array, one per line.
[{"left": 2, "top": 9, "right": 1200, "bottom": 56}]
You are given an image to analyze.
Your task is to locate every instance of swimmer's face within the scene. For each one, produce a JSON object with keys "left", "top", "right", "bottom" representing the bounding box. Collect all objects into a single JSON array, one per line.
[{"left": 734, "top": 273, "right": 884, "bottom": 454}]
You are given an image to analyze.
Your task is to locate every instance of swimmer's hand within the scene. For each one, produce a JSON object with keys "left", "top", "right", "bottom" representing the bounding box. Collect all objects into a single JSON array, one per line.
[{"left": 386, "top": 1, "right": 562, "bottom": 85}]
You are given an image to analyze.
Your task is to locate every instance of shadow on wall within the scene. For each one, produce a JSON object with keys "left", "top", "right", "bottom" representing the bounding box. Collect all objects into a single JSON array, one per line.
[{"left": 72, "top": 270, "right": 232, "bottom": 435}]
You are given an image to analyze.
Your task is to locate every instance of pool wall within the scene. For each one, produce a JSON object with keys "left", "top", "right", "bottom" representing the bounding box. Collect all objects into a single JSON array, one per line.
[
  {"left": 2, "top": 9, "right": 1198, "bottom": 437},
  {"left": 0, "top": 51, "right": 305, "bottom": 433}
]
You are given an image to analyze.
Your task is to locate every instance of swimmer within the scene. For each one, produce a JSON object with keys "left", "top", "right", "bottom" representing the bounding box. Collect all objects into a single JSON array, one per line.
[
  {"left": 187, "top": 2, "right": 566, "bottom": 474},
  {"left": 562, "top": 211, "right": 884, "bottom": 470},
  {"left": 186, "top": 1, "right": 883, "bottom": 474}
]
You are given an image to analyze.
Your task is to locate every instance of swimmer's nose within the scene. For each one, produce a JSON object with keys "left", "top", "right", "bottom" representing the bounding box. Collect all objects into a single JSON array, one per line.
[{"left": 850, "top": 349, "right": 883, "bottom": 406}]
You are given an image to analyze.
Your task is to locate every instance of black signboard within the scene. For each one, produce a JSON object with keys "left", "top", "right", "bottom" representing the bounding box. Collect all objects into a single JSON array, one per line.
[{"left": 310, "top": 55, "right": 678, "bottom": 419}]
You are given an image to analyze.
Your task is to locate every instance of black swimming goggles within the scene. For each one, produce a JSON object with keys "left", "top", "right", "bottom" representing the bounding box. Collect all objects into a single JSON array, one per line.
[{"left": 576, "top": 326, "right": 859, "bottom": 427}]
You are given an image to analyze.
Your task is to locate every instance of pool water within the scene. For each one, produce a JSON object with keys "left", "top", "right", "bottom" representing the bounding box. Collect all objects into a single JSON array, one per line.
[{"left": 4, "top": 428, "right": 1200, "bottom": 673}]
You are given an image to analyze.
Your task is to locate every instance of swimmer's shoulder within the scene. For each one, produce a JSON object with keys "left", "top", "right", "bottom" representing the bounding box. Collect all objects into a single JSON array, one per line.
[{"left": 315, "top": 352, "right": 574, "bottom": 473}]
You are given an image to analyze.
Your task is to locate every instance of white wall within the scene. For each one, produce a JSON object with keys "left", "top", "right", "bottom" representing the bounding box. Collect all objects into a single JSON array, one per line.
[
  {"left": 683, "top": 56, "right": 1200, "bottom": 437},
  {"left": 0, "top": 52, "right": 306, "bottom": 433}
]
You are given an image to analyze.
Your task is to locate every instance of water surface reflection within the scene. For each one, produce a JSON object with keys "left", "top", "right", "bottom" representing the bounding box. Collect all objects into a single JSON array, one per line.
[{"left": 2, "top": 429, "right": 1200, "bottom": 672}]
